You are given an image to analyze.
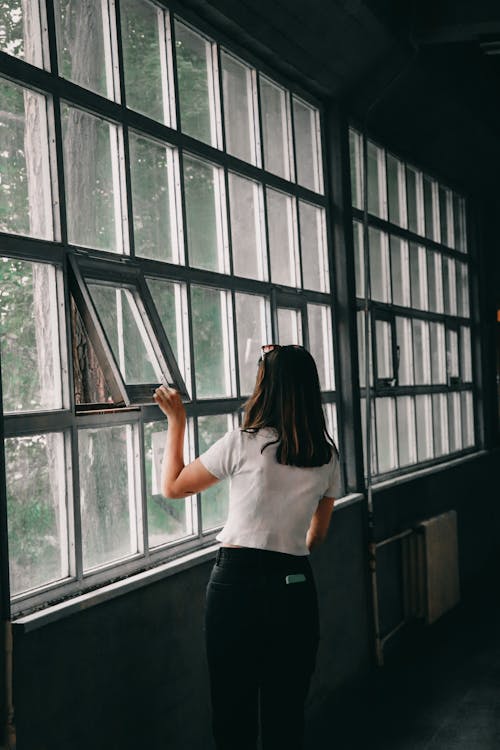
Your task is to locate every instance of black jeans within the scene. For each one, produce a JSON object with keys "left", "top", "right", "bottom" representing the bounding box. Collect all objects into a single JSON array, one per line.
[{"left": 204, "top": 547, "right": 319, "bottom": 750}]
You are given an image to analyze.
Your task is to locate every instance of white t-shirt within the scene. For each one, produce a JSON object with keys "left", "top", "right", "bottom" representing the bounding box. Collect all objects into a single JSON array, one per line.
[{"left": 199, "top": 427, "right": 340, "bottom": 556}]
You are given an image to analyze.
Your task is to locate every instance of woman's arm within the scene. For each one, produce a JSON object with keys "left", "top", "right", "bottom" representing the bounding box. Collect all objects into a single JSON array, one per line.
[
  {"left": 306, "top": 496, "right": 335, "bottom": 551},
  {"left": 153, "top": 385, "right": 219, "bottom": 499}
]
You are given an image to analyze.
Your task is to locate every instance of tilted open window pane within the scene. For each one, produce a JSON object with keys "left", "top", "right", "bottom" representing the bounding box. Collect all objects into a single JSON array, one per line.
[
  {"left": 0, "top": 0, "right": 47, "bottom": 67},
  {"left": 6, "top": 432, "right": 70, "bottom": 597},
  {"left": 191, "top": 285, "right": 234, "bottom": 398},
  {"left": 79, "top": 424, "right": 140, "bottom": 571},
  {"left": 277, "top": 307, "right": 303, "bottom": 345},
  {"left": 369, "top": 228, "right": 390, "bottom": 302},
  {"left": 54, "top": 0, "right": 119, "bottom": 100},
  {"left": 375, "top": 398, "right": 397, "bottom": 473},
  {"left": 0, "top": 259, "right": 64, "bottom": 413},
  {"left": 129, "top": 131, "right": 181, "bottom": 263},
  {"left": 0, "top": 79, "right": 54, "bottom": 240},
  {"left": 415, "top": 394, "right": 433, "bottom": 461},
  {"left": 266, "top": 188, "right": 299, "bottom": 287},
  {"left": 146, "top": 278, "right": 191, "bottom": 390},
  {"left": 62, "top": 104, "right": 126, "bottom": 253},
  {"left": 395, "top": 317, "right": 413, "bottom": 385},
  {"left": 397, "top": 396, "right": 417, "bottom": 467},
  {"left": 235, "top": 293, "right": 269, "bottom": 396},
  {"left": 375, "top": 319, "right": 393, "bottom": 382},
  {"left": 221, "top": 51, "right": 258, "bottom": 165},
  {"left": 299, "top": 201, "right": 329, "bottom": 292},
  {"left": 228, "top": 172, "right": 266, "bottom": 280},
  {"left": 386, "top": 153, "right": 406, "bottom": 227},
  {"left": 199, "top": 414, "right": 234, "bottom": 530},
  {"left": 390, "top": 237, "right": 410, "bottom": 307},
  {"left": 175, "top": 21, "right": 218, "bottom": 147},
  {"left": 121, "top": 0, "right": 173, "bottom": 125},
  {"left": 292, "top": 96, "right": 323, "bottom": 193},
  {"left": 260, "top": 75, "right": 292, "bottom": 180},
  {"left": 72, "top": 298, "right": 115, "bottom": 406},
  {"left": 308, "top": 304, "right": 334, "bottom": 390}
]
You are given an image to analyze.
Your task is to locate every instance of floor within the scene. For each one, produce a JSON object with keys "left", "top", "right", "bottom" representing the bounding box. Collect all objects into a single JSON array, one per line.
[{"left": 307, "top": 589, "right": 500, "bottom": 749}]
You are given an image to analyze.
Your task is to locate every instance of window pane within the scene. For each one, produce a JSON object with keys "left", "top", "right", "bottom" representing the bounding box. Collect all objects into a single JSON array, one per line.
[
  {"left": 349, "top": 129, "right": 363, "bottom": 210},
  {"left": 299, "top": 201, "right": 329, "bottom": 292},
  {"left": 375, "top": 319, "right": 393, "bottom": 381},
  {"left": 79, "top": 424, "right": 139, "bottom": 570},
  {"left": 72, "top": 298, "right": 115, "bottom": 406},
  {"left": 390, "top": 237, "right": 410, "bottom": 307},
  {"left": 357, "top": 310, "right": 372, "bottom": 388},
  {"left": 423, "top": 176, "right": 437, "bottom": 241},
  {"left": 175, "top": 22, "right": 217, "bottom": 146},
  {"left": 375, "top": 398, "right": 397, "bottom": 473},
  {"left": 147, "top": 278, "right": 190, "bottom": 387},
  {"left": 235, "top": 293, "right": 269, "bottom": 395},
  {"left": 353, "top": 221, "right": 365, "bottom": 298},
  {"left": 439, "top": 186, "right": 451, "bottom": 247},
  {"left": 386, "top": 154, "right": 405, "bottom": 226},
  {"left": 406, "top": 166, "right": 423, "bottom": 235},
  {"left": 145, "top": 419, "right": 195, "bottom": 547},
  {"left": 443, "top": 257, "right": 457, "bottom": 315},
  {"left": 369, "top": 228, "right": 390, "bottom": 302},
  {"left": 430, "top": 322, "right": 446, "bottom": 384},
  {"left": 396, "top": 397, "right": 417, "bottom": 467},
  {"left": 432, "top": 394, "right": 449, "bottom": 457},
  {"left": 184, "top": 154, "right": 226, "bottom": 272},
  {"left": 0, "top": 79, "right": 53, "bottom": 239},
  {"left": 228, "top": 172, "right": 265, "bottom": 280},
  {"left": 396, "top": 317, "right": 413, "bottom": 385},
  {"left": 62, "top": 104, "right": 125, "bottom": 252},
  {"left": 88, "top": 283, "right": 162, "bottom": 384},
  {"left": 0, "top": 259, "right": 63, "bottom": 412},
  {"left": 415, "top": 394, "right": 433, "bottom": 461},
  {"left": 448, "top": 392, "right": 462, "bottom": 452},
  {"left": 461, "top": 391, "right": 474, "bottom": 448},
  {"left": 260, "top": 76, "right": 292, "bottom": 180},
  {"left": 6, "top": 433, "right": 69, "bottom": 596},
  {"left": 427, "top": 250, "right": 443, "bottom": 313},
  {"left": 121, "top": 0, "right": 170, "bottom": 124},
  {"left": 221, "top": 51, "right": 257, "bottom": 164},
  {"left": 367, "top": 140, "right": 386, "bottom": 218},
  {"left": 413, "top": 319, "right": 431, "bottom": 385},
  {"left": 129, "top": 132, "right": 180, "bottom": 262},
  {"left": 267, "top": 189, "right": 298, "bottom": 286},
  {"left": 361, "top": 397, "right": 377, "bottom": 477},
  {"left": 308, "top": 304, "right": 334, "bottom": 390},
  {"left": 453, "top": 194, "right": 466, "bottom": 252},
  {"left": 456, "top": 262, "right": 470, "bottom": 317},
  {"left": 277, "top": 308, "right": 302, "bottom": 345},
  {"left": 323, "top": 402, "right": 338, "bottom": 449},
  {"left": 55, "top": 0, "right": 117, "bottom": 99},
  {"left": 199, "top": 414, "right": 233, "bottom": 530},
  {"left": 293, "top": 96, "right": 323, "bottom": 192},
  {"left": 409, "top": 243, "right": 428, "bottom": 310},
  {"left": 0, "top": 0, "right": 46, "bottom": 66},
  {"left": 460, "top": 326, "right": 472, "bottom": 382},
  {"left": 446, "top": 328, "right": 459, "bottom": 381},
  {"left": 191, "top": 286, "right": 233, "bottom": 398}
]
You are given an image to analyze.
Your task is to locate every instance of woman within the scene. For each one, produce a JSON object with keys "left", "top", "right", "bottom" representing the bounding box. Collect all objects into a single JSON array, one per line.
[{"left": 154, "top": 344, "right": 340, "bottom": 750}]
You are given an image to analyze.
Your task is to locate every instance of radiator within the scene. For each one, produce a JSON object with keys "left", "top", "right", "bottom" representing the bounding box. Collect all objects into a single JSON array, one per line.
[{"left": 402, "top": 510, "right": 461, "bottom": 624}]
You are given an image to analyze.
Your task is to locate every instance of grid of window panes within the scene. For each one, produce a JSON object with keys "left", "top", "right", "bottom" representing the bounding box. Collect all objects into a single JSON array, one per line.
[
  {"left": 349, "top": 128, "right": 475, "bottom": 478},
  {"left": 0, "top": 1, "right": 336, "bottom": 612}
]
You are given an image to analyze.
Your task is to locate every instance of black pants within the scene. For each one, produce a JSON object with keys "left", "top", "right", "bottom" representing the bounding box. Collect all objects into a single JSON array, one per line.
[{"left": 204, "top": 547, "right": 320, "bottom": 750}]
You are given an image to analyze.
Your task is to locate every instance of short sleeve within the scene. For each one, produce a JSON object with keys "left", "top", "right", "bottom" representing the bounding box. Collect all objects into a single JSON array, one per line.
[
  {"left": 324, "top": 450, "right": 341, "bottom": 498},
  {"left": 198, "top": 429, "right": 241, "bottom": 480}
]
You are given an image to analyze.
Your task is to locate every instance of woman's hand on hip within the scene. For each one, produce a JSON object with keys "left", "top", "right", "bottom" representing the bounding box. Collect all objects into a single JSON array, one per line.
[{"left": 153, "top": 385, "right": 186, "bottom": 423}]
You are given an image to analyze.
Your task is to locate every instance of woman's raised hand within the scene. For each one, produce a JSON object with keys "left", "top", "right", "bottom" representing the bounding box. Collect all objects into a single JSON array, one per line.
[{"left": 153, "top": 385, "right": 186, "bottom": 422}]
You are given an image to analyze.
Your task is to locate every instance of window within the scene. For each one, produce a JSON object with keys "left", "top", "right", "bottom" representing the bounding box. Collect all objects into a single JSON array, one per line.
[{"left": 0, "top": 4, "right": 335, "bottom": 614}]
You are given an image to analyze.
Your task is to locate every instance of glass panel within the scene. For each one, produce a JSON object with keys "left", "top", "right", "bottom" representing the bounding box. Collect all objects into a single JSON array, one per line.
[
  {"left": 443, "top": 257, "right": 457, "bottom": 315},
  {"left": 430, "top": 322, "right": 446, "bottom": 384},
  {"left": 88, "top": 283, "right": 162, "bottom": 384},
  {"left": 175, "top": 21, "right": 217, "bottom": 146},
  {"left": 453, "top": 194, "right": 466, "bottom": 252},
  {"left": 323, "top": 402, "right": 338, "bottom": 449},
  {"left": 199, "top": 414, "right": 233, "bottom": 530},
  {"left": 460, "top": 326, "right": 472, "bottom": 382},
  {"left": 72, "top": 298, "right": 115, "bottom": 406},
  {"left": 439, "top": 186, "right": 451, "bottom": 247},
  {"left": 147, "top": 278, "right": 190, "bottom": 387},
  {"left": 308, "top": 304, "right": 334, "bottom": 390},
  {"left": 144, "top": 419, "right": 195, "bottom": 547},
  {"left": 293, "top": 96, "right": 323, "bottom": 192},
  {"left": 423, "top": 176, "right": 437, "bottom": 241},
  {"left": 432, "top": 394, "right": 449, "bottom": 457},
  {"left": 446, "top": 328, "right": 459, "bottom": 381},
  {"left": 349, "top": 129, "right": 363, "bottom": 210},
  {"left": 361, "top": 397, "right": 377, "bottom": 477},
  {"left": 390, "top": 237, "right": 410, "bottom": 307},
  {"left": 426, "top": 250, "right": 443, "bottom": 313},
  {"left": 396, "top": 396, "right": 417, "bottom": 467},
  {"left": 0, "top": 0, "right": 46, "bottom": 66},
  {"left": 228, "top": 172, "right": 265, "bottom": 280},
  {"left": 0, "top": 259, "right": 63, "bottom": 412},
  {"left": 395, "top": 317, "right": 413, "bottom": 385},
  {"left": 129, "top": 132, "right": 179, "bottom": 262},
  {"left": 62, "top": 104, "right": 124, "bottom": 253},
  {"left": 54, "top": 0, "right": 117, "bottom": 99},
  {"left": 79, "top": 424, "right": 139, "bottom": 570},
  {"left": 369, "top": 228, "right": 390, "bottom": 302},
  {"left": 260, "top": 75, "right": 291, "bottom": 180},
  {"left": 357, "top": 310, "right": 372, "bottom": 389},
  {"left": 413, "top": 319, "right": 431, "bottom": 385},
  {"left": 456, "top": 262, "right": 470, "bottom": 317},
  {"left": 6, "top": 433, "right": 69, "bottom": 596},
  {"left": 0, "top": 79, "right": 53, "bottom": 239},
  {"left": 406, "top": 166, "right": 423, "bottom": 235},
  {"left": 409, "top": 243, "right": 428, "bottom": 310},
  {"left": 461, "top": 391, "right": 474, "bottom": 448},
  {"left": 367, "top": 140, "right": 386, "bottom": 218},
  {"left": 221, "top": 51, "right": 257, "bottom": 164},
  {"left": 235, "top": 293, "right": 269, "bottom": 395},
  {"left": 299, "top": 201, "right": 329, "bottom": 292},
  {"left": 121, "top": 0, "right": 170, "bottom": 123},
  {"left": 277, "top": 308, "right": 302, "bottom": 345},
  {"left": 375, "top": 398, "right": 397, "bottom": 473},
  {"left": 387, "top": 154, "right": 406, "bottom": 227},
  {"left": 375, "top": 319, "right": 393, "bottom": 381},
  {"left": 353, "top": 221, "right": 365, "bottom": 298},
  {"left": 415, "top": 394, "right": 433, "bottom": 461},
  {"left": 448, "top": 392, "right": 462, "bottom": 452},
  {"left": 267, "top": 188, "right": 298, "bottom": 286},
  {"left": 191, "top": 285, "right": 233, "bottom": 398},
  {"left": 184, "top": 154, "right": 226, "bottom": 272}
]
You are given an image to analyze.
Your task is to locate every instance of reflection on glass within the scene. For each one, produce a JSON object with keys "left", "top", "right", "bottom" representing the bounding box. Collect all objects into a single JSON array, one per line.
[
  {"left": 260, "top": 76, "right": 291, "bottom": 180},
  {"left": 293, "top": 96, "right": 323, "bottom": 192},
  {"left": 228, "top": 172, "right": 265, "bottom": 280},
  {"left": 415, "top": 394, "right": 433, "bottom": 461},
  {"left": 432, "top": 394, "right": 449, "bottom": 457},
  {"left": 191, "top": 285, "right": 233, "bottom": 398},
  {"left": 308, "top": 304, "right": 334, "bottom": 390},
  {"left": 221, "top": 51, "right": 257, "bottom": 164},
  {"left": 235, "top": 293, "right": 268, "bottom": 395},
  {"left": 6, "top": 432, "right": 68, "bottom": 595},
  {"left": 267, "top": 188, "right": 298, "bottom": 286},
  {"left": 397, "top": 397, "right": 417, "bottom": 467},
  {"left": 375, "top": 398, "right": 397, "bottom": 473},
  {"left": 175, "top": 21, "right": 216, "bottom": 145},
  {"left": 184, "top": 154, "right": 225, "bottom": 272},
  {"left": 79, "top": 424, "right": 139, "bottom": 570},
  {"left": 199, "top": 414, "right": 233, "bottom": 530},
  {"left": 299, "top": 201, "right": 329, "bottom": 292},
  {"left": 396, "top": 317, "right": 413, "bottom": 385},
  {"left": 277, "top": 308, "right": 302, "bottom": 345},
  {"left": 390, "top": 237, "right": 410, "bottom": 307},
  {"left": 369, "top": 227, "right": 390, "bottom": 302}
]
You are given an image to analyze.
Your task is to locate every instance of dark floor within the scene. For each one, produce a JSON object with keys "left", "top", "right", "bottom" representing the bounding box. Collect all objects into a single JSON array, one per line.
[{"left": 307, "top": 588, "right": 500, "bottom": 750}]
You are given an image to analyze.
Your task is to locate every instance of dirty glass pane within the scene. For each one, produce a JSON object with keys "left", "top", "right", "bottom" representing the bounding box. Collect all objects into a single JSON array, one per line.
[
  {"left": 260, "top": 75, "right": 291, "bottom": 180},
  {"left": 390, "top": 237, "right": 410, "bottom": 307},
  {"left": 277, "top": 308, "right": 302, "bottom": 345},
  {"left": 62, "top": 104, "right": 124, "bottom": 253},
  {"left": 415, "top": 394, "right": 433, "bottom": 461},
  {"left": 184, "top": 154, "right": 225, "bottom": 272},
  {"left": 293, "top": 96, "right": 323, "bottom": 192},
  {"left": 375, "top": 398, "right": 397, "bottom": 473},
  {"left": 369, "top": 227, "right": 390, "bottom": 302},
  {"left": 0, "top": 79, "right": 53, "bottom": 239},
  {"left": 129, "top": 132, "right": 179, "bottom": 262},
  {"left": 199, "top": 414, "right": 233, "bottom": 530},
  {"left": 395, "top": 317, "right": 413, "bottom": 385},
  {"left": 79, "top": 424, "right": 139, "bottom": 570},
  {"left": 221, "top": 51, "right": 257, "bottom": 164},
  {"left": 396, "top": 396, "right": 416, "bottom": 467},
  {"left": 147, "top": 278, "right": 190, "bottom": 387},
  {"left": 267, "top": 188, "right": 298, "bottom": 286},
  {"left": 0, "top": 259, "right": 63, "bottom": 412},
  {"left": 432, "top": 394, "right": 449, "bottom": 457},
  {"left": 308, "top": 304, "right": 334, "bottom": 390},
  {"left": 367, "top": 140, "right": 385, "bottom": 218},
  {"left": 299, "top": 201, "right": 329, "bottom": 292},
  {"left": 6, "top": 432, "right": 69, "bottom": 596},
  {"left": 175, "top": 21, "right": 216, "bottom": 146},
  {"left": 191, "top": 285, "right": 233, "bottom": 398},
  {"left": 228, "top": 172, "right": 265, "bottom": 280},
  {"left": 235, "top": 293, "right": 269, "bottom": 395}
]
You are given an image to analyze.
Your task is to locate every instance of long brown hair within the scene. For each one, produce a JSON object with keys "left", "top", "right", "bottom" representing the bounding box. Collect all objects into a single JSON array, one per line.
[{"left": 241, "top": 345, "right": 337, "bottom": 467}]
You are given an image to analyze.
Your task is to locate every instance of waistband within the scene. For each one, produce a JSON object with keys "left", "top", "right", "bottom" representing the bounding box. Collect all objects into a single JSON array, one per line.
[{"left": 215, "top": 546, "right": 309, "bottom": 569}]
